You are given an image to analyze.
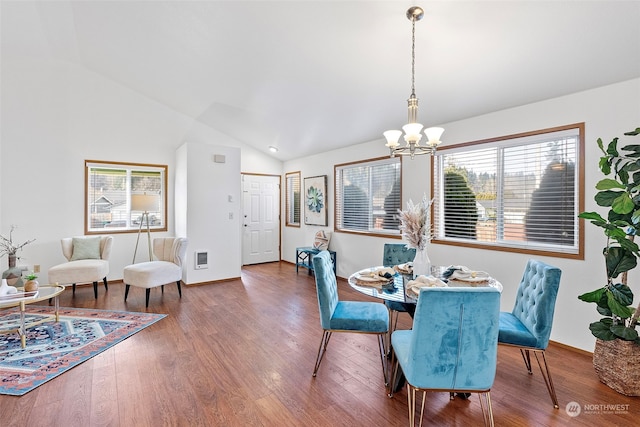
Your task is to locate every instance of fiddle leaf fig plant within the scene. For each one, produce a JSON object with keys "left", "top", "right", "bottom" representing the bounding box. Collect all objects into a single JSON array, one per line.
[{"left": 578, "top": 126, "right": 640, "bottom": 345}]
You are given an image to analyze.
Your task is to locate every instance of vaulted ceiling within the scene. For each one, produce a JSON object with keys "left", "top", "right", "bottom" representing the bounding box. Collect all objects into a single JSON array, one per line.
[{"left": 3, "top": 1, "right": 639, "bottom": 161}]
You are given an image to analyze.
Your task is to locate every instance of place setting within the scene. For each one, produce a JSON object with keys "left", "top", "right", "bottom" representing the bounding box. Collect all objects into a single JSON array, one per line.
[
  {"left": 394, "top": 264, "right": 497, "bottom": 298},
  {"left": 353, "top": 267, "right": 397, "bottom": 290}
]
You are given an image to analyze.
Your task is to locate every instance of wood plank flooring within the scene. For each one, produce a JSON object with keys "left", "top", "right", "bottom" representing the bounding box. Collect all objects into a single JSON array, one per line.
[{"left": 1, "top": 261, "right": 637, "bottom": 426}]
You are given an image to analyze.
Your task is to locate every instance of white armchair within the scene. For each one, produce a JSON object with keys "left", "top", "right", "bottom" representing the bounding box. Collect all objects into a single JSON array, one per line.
[
  {"left": 123, "top": 237, "right": 188, "bottom": 307},
  {"left": 47, "top": 236, "right": 113, "bottom": 299}
]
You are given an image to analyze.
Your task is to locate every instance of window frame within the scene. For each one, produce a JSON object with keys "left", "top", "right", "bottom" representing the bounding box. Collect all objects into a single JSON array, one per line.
[
  {"left": 334, "top": 155, "right": 403, "bottom": 238},
  {"left": 85, "top": 160, "right": 168, "bottom": 235},
  {"left": 430, "top": 123, "right": 585, "bottom": 259},
  {"left": 285, "top": 171, "right": 301, "bottom": 227}
]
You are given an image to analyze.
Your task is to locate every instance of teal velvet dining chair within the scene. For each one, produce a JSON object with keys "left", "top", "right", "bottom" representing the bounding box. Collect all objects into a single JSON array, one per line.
[
  {"left": 390, "top": 287, "right": 501, "bottom": 427},
  {"left": 498, "top": 259, "right": 562, "bottom": 408},
  {"left": 382, "top": 243, "right": 417, "bottom": 329},
  {"left": 312, "top": 251, "right": 389, "bottom": 387}
]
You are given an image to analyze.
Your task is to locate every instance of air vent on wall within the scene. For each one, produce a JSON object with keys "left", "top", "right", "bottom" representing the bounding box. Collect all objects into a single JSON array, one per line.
[{"left": 195, "top": 251, "right": 208, "bottom": 269}]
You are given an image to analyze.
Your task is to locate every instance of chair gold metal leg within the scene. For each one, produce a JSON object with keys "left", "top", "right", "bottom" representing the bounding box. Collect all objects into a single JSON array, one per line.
[
  {"left": 418, "top": 390, "right": 427, "bottom": 427},
  {"left": 533, "top": 350, "right": 559, "bottom": 409},
  {"left": 478, "top": 391, "right": 495, "bottom": 427},
  {"left": 312, "top": 331, "right": 332, "bottom": 377},
  {"left": 377, "top": 334, "right": 389, "bottom": 387},
  {"left": 407, "top": 384, "right": 416, "bottom": 427},
  {"left": 386, "top": 307, "right": 398, "bottom": 356},
  {"left": 388, "top": 351, "right": 398, "bottom": 397},
  {"left": 520, "top": 348, "right": 533, "bottom": 374}
]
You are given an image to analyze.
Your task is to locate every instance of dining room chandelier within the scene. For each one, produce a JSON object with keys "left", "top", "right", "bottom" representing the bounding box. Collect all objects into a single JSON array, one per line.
[{"left": 384, "top": 6, "right": 444, "bottom": 159}]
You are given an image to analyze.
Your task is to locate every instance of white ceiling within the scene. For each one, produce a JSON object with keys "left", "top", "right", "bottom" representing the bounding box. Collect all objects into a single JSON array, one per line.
[{"left": 3, "top": 1, "right": 640, "bottom": 161}]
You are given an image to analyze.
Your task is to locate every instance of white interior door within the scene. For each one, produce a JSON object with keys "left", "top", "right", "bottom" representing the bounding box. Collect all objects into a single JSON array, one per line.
[{"left": 242, "top": 174, "right": 280, "bottom": 265}]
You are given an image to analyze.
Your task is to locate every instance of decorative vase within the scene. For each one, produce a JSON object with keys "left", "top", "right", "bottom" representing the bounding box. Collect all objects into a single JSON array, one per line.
[
  {"left": 412, "top": 248, "right": 431, "bottom": 277},
  {"left": 24, "top": 279, "right": 39, "bottom": 292},
  {"left": 2, "top": 254, "right": 23, "bottom": 287},
  {"left": 593, "top": 338, "right": 640, "bottom": 396}
]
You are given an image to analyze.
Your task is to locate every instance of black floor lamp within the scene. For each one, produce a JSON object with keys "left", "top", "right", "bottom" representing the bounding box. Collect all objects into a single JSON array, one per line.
[{"left": 131, "top": 193, "right": 158, "bottom": 263}]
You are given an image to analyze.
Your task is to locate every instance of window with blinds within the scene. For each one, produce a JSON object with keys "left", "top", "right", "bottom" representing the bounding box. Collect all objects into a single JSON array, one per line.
[
  {"left": 285, "top": 171, "right": 301, "bottom": 227},
  {"left": 85, "top": 160, "right": 168, "bottom": 234},
  {"left": 335, "top": 156, "right": 402, "bottom": 236},
  {"left": 432, "top": 123, "right": 584, "bottom": 258}
]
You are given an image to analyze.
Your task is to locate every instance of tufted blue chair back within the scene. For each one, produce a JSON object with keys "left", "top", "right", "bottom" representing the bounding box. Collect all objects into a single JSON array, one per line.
[
  {"left": 313, "top": 251, "right": 339, "bottom": 330},
  {"left": 511, "top": 259, "right": 562, "bottom": 349},
  {"left": 382, "top": 244, "right": 416, "bottom": 267},
  {"left": 400, "top": 287, "right": 500, "bottom": 390}
]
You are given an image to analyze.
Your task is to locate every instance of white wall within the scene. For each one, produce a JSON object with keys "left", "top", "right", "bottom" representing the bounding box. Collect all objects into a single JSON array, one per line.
[
  {"left": 2, "top": 16, "right": 638, "bottom": 351},
  {"left": 283, "top": 78, "right": 640, "bottom": 352},
  {"left": 0, "top": 57, "right": 282, "bottom": 284},
  {"left": 175, "top": 142, "right": 242, "bottom": 284}
]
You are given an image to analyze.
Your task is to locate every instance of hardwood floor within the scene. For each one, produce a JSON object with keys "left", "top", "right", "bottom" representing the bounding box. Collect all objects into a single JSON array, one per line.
[{"left": 1, "top": 261, "right": 637, "bottom": 426}]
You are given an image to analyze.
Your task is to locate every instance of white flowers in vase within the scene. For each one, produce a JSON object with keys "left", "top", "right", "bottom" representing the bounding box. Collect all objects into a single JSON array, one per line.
[{"left": 398, "top": 195, "right": 433, "bottom": 251}]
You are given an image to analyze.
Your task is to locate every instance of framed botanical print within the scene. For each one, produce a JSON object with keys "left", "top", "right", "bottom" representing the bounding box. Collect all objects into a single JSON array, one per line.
[{"left": 304, "top": 175, "right": 328, "bottom": 226}]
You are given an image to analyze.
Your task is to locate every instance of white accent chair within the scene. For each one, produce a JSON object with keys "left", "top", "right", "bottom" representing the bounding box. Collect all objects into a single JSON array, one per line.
[
  {"left": 48, "top": 236, "right": 113, "bottom": 299},
  {"left": 123, "top": 237, "right": 188, "bottom": 307}
]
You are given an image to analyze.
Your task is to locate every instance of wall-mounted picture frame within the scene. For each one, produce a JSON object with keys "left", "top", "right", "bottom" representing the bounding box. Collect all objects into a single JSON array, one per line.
[{"left": 304, "top": 175, "right": 328, "bottom": 226}]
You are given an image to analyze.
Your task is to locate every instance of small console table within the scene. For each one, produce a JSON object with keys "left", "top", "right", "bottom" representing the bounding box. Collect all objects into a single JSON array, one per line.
[{"left": 295, "top": 247, "right": 337, "bottom": 275}]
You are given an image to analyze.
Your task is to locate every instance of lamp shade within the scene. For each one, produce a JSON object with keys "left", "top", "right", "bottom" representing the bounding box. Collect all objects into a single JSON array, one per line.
[
  {"left": 384, "top": 130, "right": 403, "bottom": 147},
  {"left": 425, "top": 127, "right": 444, "bottom": 145},
  {"left": 131, "top": 194, "right": 158, "bottom": 212},
  {"left": 402, "top": 123, "right": 424, "bottom": 143}
]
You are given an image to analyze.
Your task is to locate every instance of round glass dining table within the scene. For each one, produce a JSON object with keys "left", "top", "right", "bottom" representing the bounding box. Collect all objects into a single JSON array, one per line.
[
  {"left": 348, "top": 267, "right": 502, "bottom": 394},
  {"left": 347, "top": 266, "right": 503, "bottom": 305}
]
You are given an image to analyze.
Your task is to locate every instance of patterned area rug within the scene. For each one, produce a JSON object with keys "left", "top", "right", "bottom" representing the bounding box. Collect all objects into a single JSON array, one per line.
[{"left": 0, "top": 306, "right": 166, "bottom": 396}]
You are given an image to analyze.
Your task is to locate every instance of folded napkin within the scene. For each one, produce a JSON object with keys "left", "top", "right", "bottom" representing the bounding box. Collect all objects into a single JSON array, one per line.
[
  {"left": 406, "top": 275, "right": 448, "bottom": 297},
  {"left": 443, "top": 265, "right": 490, "bottom": 282},
  {"left": 394, "top": 263, "right": 412, "bottom": 275},
  {"left": 375, "top": 267, "right": 396, "bottom": 279}
]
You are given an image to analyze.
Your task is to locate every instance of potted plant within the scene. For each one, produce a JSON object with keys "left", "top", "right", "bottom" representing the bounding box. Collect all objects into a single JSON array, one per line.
[
  {"left": 24, "top": 273, "right": 39, "bottom": 292},
  {"left": 578, "top": 126, "right": 640, "bottom": 396}
]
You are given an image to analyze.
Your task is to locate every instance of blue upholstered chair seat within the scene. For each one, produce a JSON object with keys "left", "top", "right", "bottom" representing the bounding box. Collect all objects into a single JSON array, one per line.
[
  {"left": 331, "top": 301, "right": 389, "bottom": 332},
  {"left": 498, "top": 312, "right": 538, "bottom": 348}
]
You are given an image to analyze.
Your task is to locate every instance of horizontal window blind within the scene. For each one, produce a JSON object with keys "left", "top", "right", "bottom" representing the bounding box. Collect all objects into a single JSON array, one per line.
[
  {"left": 433, "top": 125, "right": 582, "bottom": 256},
  {"left": 86, "top": 161, "right": 167, "bottom": 234},
  {"left": 285, "top": 172, "right": 301, "bottom": 227},
  {"left": 335, "top": 157, "right": 401, "bottom": 235}
]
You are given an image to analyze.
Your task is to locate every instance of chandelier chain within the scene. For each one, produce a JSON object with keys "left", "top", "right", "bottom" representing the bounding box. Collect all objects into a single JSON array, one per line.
[{"left": 411, "top": 18, "right": 416, "bottom": 97}]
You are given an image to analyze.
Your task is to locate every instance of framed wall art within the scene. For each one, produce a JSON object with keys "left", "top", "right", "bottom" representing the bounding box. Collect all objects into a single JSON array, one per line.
[{"left": 304, "top": 175, "right": 328, "bottom": 226}]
